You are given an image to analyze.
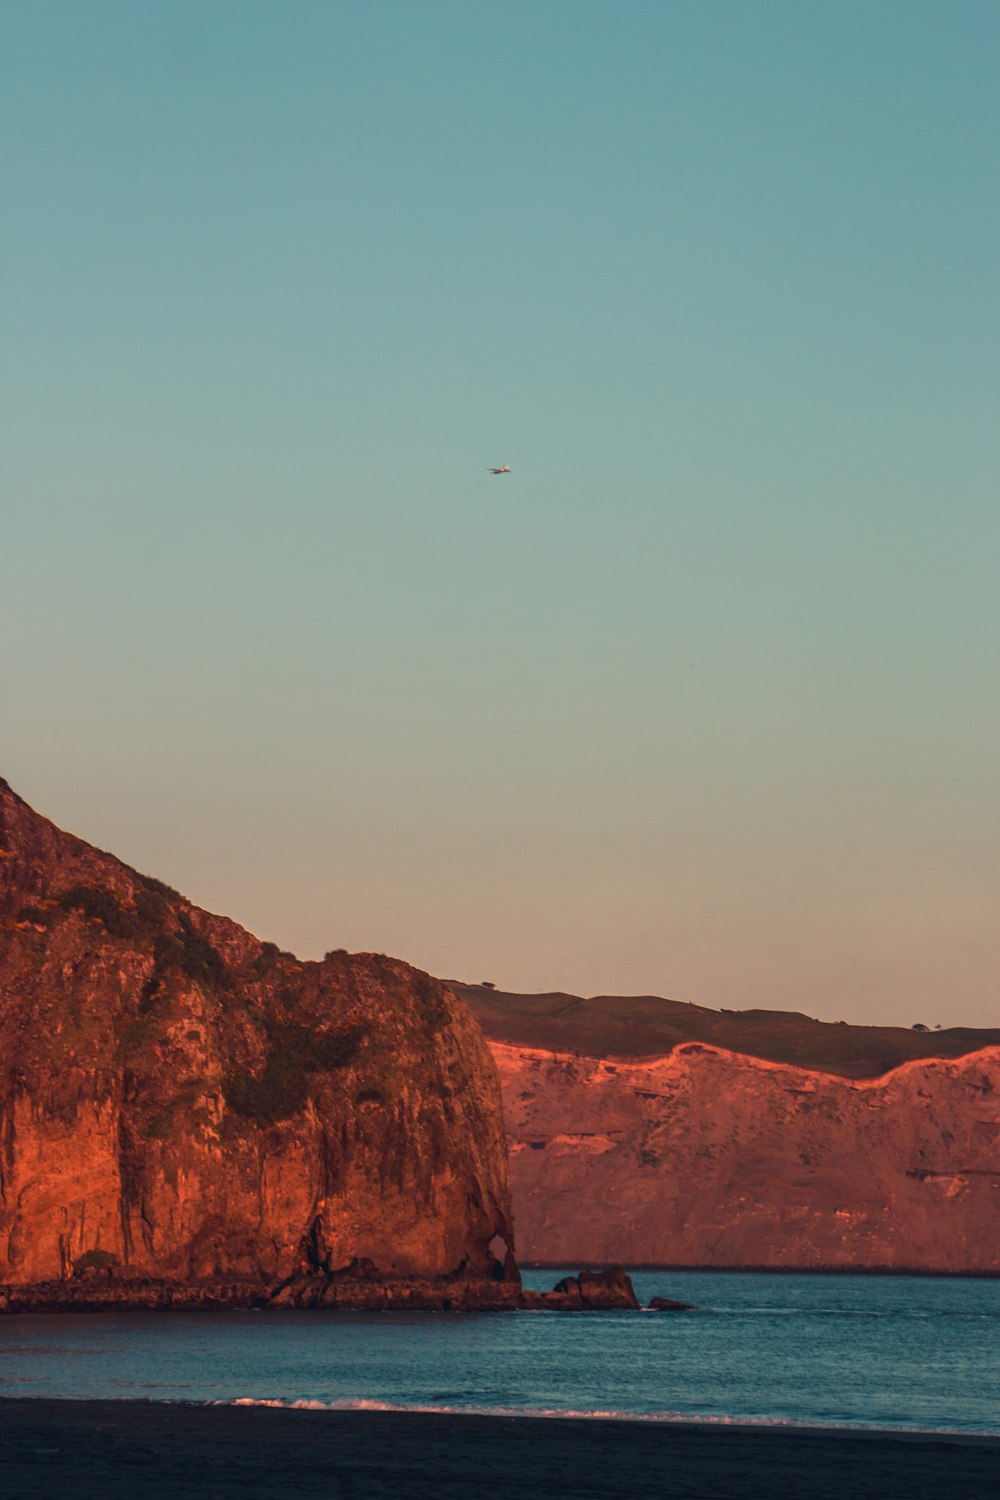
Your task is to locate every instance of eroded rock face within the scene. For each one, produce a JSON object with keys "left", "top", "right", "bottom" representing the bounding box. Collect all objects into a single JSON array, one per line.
[
  {"left": 490, "top": 1040, "right": 1000, "bottom": 1272},
  {"left": 0, "top": 780, "right": 515, "bottom": 1302}
]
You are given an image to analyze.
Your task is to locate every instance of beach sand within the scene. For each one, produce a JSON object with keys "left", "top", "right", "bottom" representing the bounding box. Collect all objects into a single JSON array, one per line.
[{"left": 1, "top": 1399, "right": 998, "bottom": 1499}]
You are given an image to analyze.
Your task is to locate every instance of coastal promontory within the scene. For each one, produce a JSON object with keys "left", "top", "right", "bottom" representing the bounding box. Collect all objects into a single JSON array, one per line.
[{"left": 0, "top": 779, "right": 517, "bottom": 1309}]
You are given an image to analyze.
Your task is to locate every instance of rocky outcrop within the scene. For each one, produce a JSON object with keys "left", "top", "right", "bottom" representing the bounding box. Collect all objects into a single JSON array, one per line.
[
  {"left": 0, "top": 1264, "right": 638, "bottom": 1315},
  {"left": 519, "top": 1266, "right": 640, "bottom": 1311},
  {"left": 488, "top": 1039, "right": 1000, "bottom": 1272},
  {"left": 0, "top": 1271, "right": 528, "bottom": 1314},
  {"left": 554, "top": 1267, "right": 639, "bottom": 1309},
  {"left": 0, "top": 779, "right": 517, "bottom": 1308}
]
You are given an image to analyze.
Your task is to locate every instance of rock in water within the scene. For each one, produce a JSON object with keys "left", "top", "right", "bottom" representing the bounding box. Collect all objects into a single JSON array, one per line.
[
  {"left": 576, "top": 1266, "right": 640, "bottom": 1309},
  {"left": 519, "top": 1266, "right": 640, "bottom": 1310},
  {"left": 0, "top": 779, "right": 516, "bottom": 1307}
]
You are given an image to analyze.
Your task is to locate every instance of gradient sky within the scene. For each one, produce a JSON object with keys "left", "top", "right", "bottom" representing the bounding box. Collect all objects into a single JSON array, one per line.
[{"left": 4, "top": 1, "right": 998, "bottom": 1027}]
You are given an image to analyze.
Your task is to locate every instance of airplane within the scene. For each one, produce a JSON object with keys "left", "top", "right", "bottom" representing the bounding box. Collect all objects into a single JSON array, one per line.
[{"left": 487, "top": 465, "right": 511, "bottom": 474}]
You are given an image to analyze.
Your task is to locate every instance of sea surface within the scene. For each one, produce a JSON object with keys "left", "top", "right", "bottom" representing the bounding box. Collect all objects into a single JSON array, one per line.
[{"left": 1, "top": 1270, "right": 998, "bottom": 1434}]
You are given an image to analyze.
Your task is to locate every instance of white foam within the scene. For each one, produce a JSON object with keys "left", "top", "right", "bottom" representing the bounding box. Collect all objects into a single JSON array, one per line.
[{"left": 216, "top": 1397, "right": 999, "bottom": 1437}]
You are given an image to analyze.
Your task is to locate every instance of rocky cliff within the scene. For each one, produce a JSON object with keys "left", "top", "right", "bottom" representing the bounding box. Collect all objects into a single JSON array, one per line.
[
  {"left": 0, "top": 781, "right": 517, "bottom": 1307},
  {"left": 456, "top": 987, "right": 1000, "bottom": 1272}
]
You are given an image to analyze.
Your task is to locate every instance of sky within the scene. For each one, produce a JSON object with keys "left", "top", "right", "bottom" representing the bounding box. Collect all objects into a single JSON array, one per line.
[{"left": 3, "top": 1, "right": 998, "bottom": 1027}]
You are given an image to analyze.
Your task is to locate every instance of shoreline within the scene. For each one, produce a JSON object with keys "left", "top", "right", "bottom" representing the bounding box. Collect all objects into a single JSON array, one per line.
[
  {"left": 0, "top": 1265, "right": 638, "bottom": 1316},
  {"left": 1, "top": 1398, "right": 997, "bottom": 1498},
  {"left": 524, "top": 1263, "right": 1000, "bottom": 1279},
  {"left": 4, "top": 1263, "right": 997, "bottom": 1318},
  {"left": 6, "top": 1395, "right": 1000, "bottom": 1441}
]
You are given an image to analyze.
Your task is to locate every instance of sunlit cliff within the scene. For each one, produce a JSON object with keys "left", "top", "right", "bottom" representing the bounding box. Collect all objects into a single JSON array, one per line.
[
  {"left": 457, "top": 986, "right": 1000, "bottom": 1271},
  {"left": 0, "top": 781, "right": 515, "bottom": 1307}
]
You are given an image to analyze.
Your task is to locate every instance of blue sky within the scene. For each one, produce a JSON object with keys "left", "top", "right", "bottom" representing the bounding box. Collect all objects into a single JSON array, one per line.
[{"left": 4, "top": 1, "right": 998, "bottom": 1025}]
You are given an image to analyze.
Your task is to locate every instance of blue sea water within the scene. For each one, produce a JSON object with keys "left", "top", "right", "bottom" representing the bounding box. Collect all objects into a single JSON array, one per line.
[{"left": 0, "top": 1271, "right": 998, "bottom": 1433}]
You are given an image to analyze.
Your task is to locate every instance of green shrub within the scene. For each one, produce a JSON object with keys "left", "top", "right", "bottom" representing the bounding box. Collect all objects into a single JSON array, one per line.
[
  {"left": 134, "top": 887, "right": 170, "bottom": 930},
  {"left": 58, "top": 884, "right": 132, "bottom": 936},
  {"left": 224, "top": 1054, "right": 309, "bottom": 1124},
  {"left": 153, "top": 913, "right": 230, "bottom": 990},
  {"left": 57, "top": 883, "right": 172, "bottom": 947},
  {"left": 250, "top": 942, "right": 281, "bottom": 976},
  {"left": 307, "top": 1025, "right": 367, "bottom": 1071},
  {"left": 137, "top": 873, "right": 181, "bottom": 901},
  {"left": 72, "top": 1247, "right": 116, "bottom": 1276},
  {"left": 223, "top": 1024, "right": 368, "bottom": 1124}
]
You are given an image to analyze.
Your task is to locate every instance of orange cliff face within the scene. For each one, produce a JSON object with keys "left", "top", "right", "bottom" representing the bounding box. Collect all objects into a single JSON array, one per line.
[
  {"left": 448, "top": 980, "right": 1000, "bottom": 1272},
  {"left": 0, "top": 780, "right": 515, "bottom": 1303},
  {"left": 488, "top": 1040, "right": 1000, "bottom": 1271}
]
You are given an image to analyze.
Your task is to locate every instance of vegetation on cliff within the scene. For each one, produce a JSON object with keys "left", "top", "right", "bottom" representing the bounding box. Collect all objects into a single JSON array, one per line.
[{"left": 456, "top": 984, "right": 1000, "bottom": 1079}]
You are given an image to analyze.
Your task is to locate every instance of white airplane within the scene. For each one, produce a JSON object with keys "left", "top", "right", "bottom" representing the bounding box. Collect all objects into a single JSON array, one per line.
[{"left": 487, "top": 465, "right": 511, "bottom": 474}]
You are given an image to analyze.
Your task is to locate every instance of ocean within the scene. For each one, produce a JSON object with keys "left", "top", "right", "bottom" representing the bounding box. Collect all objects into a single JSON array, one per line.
[{"left": 1, "top": 1270, "right": 997, "bottom": 1434}]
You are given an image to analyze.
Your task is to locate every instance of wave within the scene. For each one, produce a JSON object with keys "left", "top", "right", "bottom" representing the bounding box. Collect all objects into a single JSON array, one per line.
[{"left": 216, "top": 1397, "right": 999, "bottom": 1437}]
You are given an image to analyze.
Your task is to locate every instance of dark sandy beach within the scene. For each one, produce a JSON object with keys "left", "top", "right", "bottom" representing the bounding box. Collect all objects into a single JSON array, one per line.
[{"left": 1, "top": 1400, "right": 998, "bottom": 1500}]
